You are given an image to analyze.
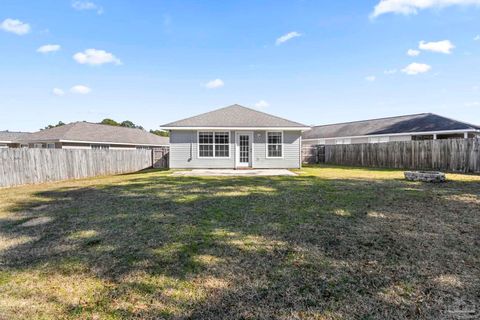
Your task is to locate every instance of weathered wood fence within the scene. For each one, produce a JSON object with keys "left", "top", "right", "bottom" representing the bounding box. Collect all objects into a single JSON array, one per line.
[
  {"left": 152, "top": 146, "right": 169, "bottom": 169},
  {"left": 0, "top": 149, "right": 155, "bottom": 187},
  {"left": 303, "top": 138, "right": 480, "bottom": 173}
]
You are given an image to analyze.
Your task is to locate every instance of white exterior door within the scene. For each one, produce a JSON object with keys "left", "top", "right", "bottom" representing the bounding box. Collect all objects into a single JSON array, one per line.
[{"left": 236, "top": 132, "right": 253, "bottom": 168}]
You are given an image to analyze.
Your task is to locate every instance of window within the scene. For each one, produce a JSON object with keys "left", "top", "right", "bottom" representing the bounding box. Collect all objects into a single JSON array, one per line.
[
  {"left": 369, "top": 137, "right": 390, "bottom": 144},
  {"left": 91, "top": 144, "right": 110, "bottom": 150},
  {"left": 47, "top": 143, "right": 55, "bottom": 149},
  {"left": 267, "top": 131, "right": 282, "bottom": 158},
  {"left": 34, "top": 143, "right": 44, "bottom": 148},
  {"left": 198, "top": 132, "right": 213, "bottom": 157},
  {"left": 0, "top": 144, "right": 7, "bottom": 149},
  {"left": 214, "top": 132, "right": 229, "bottom": 157},
  {"left": 335, "top": 138, "right": 351, "bottom": 145},
  {"left": 136, "top": 146, "right": 151, "bottom": 150},
  {"left": 198, "top": 131, "right": 230, "bottom": 158}
]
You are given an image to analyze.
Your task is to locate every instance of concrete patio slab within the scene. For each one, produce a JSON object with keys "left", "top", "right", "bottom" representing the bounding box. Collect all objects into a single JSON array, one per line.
[{"left": 171, "top": 169, "right": 297, "bottom": 177}]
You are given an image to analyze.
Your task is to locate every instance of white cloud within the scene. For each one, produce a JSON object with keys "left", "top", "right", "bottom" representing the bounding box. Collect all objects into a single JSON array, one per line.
[
  {"left": 365, "top": 76, "right": 376, "bottom": 82},
  {"left": 371, "top": 0, "right": 480, "bottom": 18},
  {"left": 465, "top": 101, "right": 480, "bottom": 107},
  {"left": 276, "top": 31, "right": 302, "bottom": 45},
  {"left": 205, "top": 79, "right": 224, "bottom": 89},
  {"left": 52, "top": 88, "right": 65, "bottom": 96},
  {"left": 73, "top": 49, "right": 121, "bottom": 66},
  {"left": 474, "top": 35, "right": 480, "bottom": 41},
  {"left": 384, "top": 69, "right": 397, "bottom": 74},
  {"left": 37, "top": 44, "right": 61, "bottom": 54},
  {"left": 419, "top": 40, "right": 455, "bottom": 54},
  {"left": 72, "top": 1, "right": 103, "bottom": 14},
  {"left": 407, "top": 49, "right": 420, "bottom": 56},
  {"left": 401, "top": 62, "right": 432, "bottom": 75},
  {"left": 0, "top": 18, "right": 30, "bottom": 35},
  {"left": 254, "top": 100, "right": 270, "bottom": 109},
  {"left": 70, "top": 85, "right": 91, "bottom": 94}
]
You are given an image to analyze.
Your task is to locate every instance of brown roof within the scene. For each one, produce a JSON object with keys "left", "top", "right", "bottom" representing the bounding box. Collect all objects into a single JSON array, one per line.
[
  {"left": 22, "top": 122, "right": 169, "bottom": 146},
  {"left": 162, "top": 104, "right": 308, "bottom": 128},
  {"left": 0, "top": 131, "right": 31, "bottom": 142}
]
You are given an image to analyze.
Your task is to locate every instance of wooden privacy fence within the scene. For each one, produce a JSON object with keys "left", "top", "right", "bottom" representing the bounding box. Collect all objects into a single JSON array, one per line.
[
  {"left": 152, "top": 146, "right": 169, "bottom": 169},
  {"left": 304, "top": 138, "right": 480, "bottom": 173},
  {"left": 0, "top": 149, "right": 154, "bottom": 187},
  {"left": 302, "top": 146, "right": 325, "bottom": 164}
]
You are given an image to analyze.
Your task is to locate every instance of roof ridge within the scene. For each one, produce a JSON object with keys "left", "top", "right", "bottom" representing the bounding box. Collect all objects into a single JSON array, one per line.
[
  {"left": 162, "top": 104, "right": 307, "bottom": 127},
  {"left": 234, "top": 104, "right": 307, "bottom": 127},
  {"left": 310, "top": 113, "right": 431, "bottom": 128},
  {"left": 78, "top": 121, "right": 148, "bottom": 132},
  {"left": 161, "top": 104, "right": 240, "bottom": 127}
]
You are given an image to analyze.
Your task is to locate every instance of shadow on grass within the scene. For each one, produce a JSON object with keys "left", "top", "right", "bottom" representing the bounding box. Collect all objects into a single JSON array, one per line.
[{"left": 1, "top": 172, "right": 479, "bottom": 319}]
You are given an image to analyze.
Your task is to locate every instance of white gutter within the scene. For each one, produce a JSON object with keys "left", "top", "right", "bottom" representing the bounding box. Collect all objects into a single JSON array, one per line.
[{"left": 302, "top": 129, "right": 480, "bottom": 141}]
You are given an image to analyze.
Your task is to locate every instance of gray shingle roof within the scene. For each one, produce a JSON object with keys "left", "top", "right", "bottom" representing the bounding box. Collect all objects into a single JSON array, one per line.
[
  {"left": 162, "top": 104, "right": 308, "bottom": 128},
  {"left": 0, "top": 131, "right": 31, "bottom": 142},
  {"left": 303, "top": 113, "right": 480, "bottom": 139},
  {"left": 22, "top": 122, "right": 169, "bottom": 146}
]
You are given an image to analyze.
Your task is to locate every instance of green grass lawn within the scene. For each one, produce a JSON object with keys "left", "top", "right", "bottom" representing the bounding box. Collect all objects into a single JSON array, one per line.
[{"left": 1, "top": 165, "right": 479, "bottom": 319}]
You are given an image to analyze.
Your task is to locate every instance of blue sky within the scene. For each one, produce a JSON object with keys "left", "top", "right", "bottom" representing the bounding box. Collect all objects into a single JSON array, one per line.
[{"left": 1, "top": 0, "right": 480, "bottom": 132}]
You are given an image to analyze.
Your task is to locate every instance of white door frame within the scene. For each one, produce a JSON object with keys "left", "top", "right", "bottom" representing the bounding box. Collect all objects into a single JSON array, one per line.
[{"left": 235, "top": 131, "right": 253, "bottom": 168}]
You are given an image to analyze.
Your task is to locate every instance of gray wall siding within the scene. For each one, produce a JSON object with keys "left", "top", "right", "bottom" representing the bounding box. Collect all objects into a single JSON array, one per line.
[
  {"left": 170, "top": 130, "right": 301, "bottom": 169},
  {"left": 252, "top": 131, "right": 301, "bottom": 169},
  {"left": 169, "top": 130, "right": 235, "bottom": 168}
]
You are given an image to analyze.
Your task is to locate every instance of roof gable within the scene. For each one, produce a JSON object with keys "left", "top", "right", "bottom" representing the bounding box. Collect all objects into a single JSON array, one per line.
[
  {"left": 23, "top": 122, "right": 169, "bottom": 146},
  {"left": 162, "top": 104, "right": 308, "bottom": 128},
  {"left": 303, "top": 113, "right": 480, "bottom": 139}
]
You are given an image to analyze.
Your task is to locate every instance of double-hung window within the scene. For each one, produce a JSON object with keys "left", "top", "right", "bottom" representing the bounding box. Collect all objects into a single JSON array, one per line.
[
  {"left": 198, "top": 131, "right": 229, "bottom": 158},
  {"left": 267, "top": 131, "right": 283, "bottom": 158}
]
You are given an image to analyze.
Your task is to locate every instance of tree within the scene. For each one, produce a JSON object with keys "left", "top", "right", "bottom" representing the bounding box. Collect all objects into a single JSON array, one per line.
[
  {"left": 120, "top": 120, "right": 144, "bottom": 130},
  {"left": 42, "top": 121, "right": 65, "bottom": 130},
  {"left": 120, "top": 120, "right": 136, "bottom": 128},
  {"left": 100, "top": 118, "right": 119, "bottom": 126},
  {"left": 99, "top": 119, "right": 144, "bottom": 130},
  {"left": 150, "top": 129, "right": 169, "bottom": 137}
]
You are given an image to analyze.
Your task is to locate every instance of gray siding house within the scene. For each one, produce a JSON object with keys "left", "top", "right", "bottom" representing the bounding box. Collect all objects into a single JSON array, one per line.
[
  {"left": 0, "top": 131, "right": 30, "bottom": 148},
  {"left": 17, "top": 122, "right": 169, "bottom": 149},
  {"left": 303, "top": 113, "right": 480, "bottom": 146},
  {"left": 162, "top": 105, "right": 309, "bottom": 169}
]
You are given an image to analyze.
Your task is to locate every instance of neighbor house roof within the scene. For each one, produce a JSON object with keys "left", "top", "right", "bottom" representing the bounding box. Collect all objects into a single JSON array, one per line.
[
  {"left": 161, "top": 104, "right": 309, "bottom": 129},
  {"left": 0, "top": 131, "right": 31, "bottom": 143},
  {"left": 303, "top": 113, "right": 480, "bottom": 140},
  {"left": 21, "top": 122, "right": 169, "bottom": 146}
]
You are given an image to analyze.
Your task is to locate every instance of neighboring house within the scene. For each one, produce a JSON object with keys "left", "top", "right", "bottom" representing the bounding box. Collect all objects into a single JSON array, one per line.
[
  {"left": 0, "top": 131, "right": 31, "bottom": 148},
  {"left": 303, "top": 113, "right": 480, "bottom": 146},
  {"left": 17, "top": 122, "right": 169, "bottom": 149},
  {"left": 161, "top": 104, "right": 309, "bottom": 169}
]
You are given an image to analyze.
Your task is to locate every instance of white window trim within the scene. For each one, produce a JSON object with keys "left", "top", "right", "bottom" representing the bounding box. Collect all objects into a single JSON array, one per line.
[
  {"left": 368, "top": 136, "right": 390, "bottom": 144},
  {"left": 265, "top": 131, "right": 284, "bottom": 159},
  {"left": 91, "top": 144, "right": 110, "bottom": 150},
  {"left": 197, "top": 131, "right": 231, "bottom": 159}
]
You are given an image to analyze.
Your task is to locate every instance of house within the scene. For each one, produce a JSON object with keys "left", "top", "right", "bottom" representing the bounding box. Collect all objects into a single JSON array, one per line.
[
  {"left": 17, "top": 122, "right": 169, "bottom": 149},
  {"left": 0, "top": 131, "right": 31, "bottom": 148},
  {"left": 161, "top": 104, "right": 310, "bottom": 169},
  {"left": 303, "top": 113, "right": 480, "bottom": 146}
]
